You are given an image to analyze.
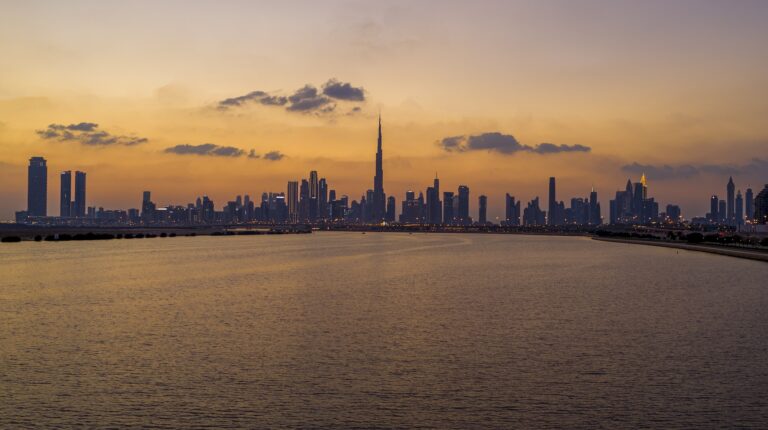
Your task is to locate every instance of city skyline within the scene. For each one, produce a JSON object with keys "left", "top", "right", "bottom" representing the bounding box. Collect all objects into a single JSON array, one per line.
[
  {"left": 14, "top": 117, "right": 768, "bottom": 227},
  {"left": 2, "top": 1, "right": 768, "bottom": 220}
]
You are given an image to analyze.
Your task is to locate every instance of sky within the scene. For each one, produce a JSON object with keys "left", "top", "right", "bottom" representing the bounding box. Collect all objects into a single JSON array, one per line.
[{"left": 1, "top": 0, "right": 767, "bottom": 221}]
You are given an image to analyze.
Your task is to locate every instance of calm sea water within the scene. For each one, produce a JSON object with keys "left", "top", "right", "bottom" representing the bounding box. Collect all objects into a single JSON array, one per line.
[{"left": 1, "top": 232, "right": 767, "bottom": 428}]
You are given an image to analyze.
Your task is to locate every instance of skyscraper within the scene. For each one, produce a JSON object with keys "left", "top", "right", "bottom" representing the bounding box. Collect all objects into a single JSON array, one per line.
[
  {"left": 548, "top": 177, "right": 556, "bottom": 225},
  {"left": 589, "top": 187, "right": 600, "bottom": 225},
  {"left": 727, "top": 176, "right": 735, "bottom": 225},
  {"left": 318, "top": 178, "right": 328, "bottom": 220},
  {"left": 60, "top": 170, "right": 72, "bottom": 217},
  {"left": 386, "top": 196, "right": 396, "bottom": 222},
  {"left": 74, "top": 171, "right": 86, "bottom": 218},
  {"left": 735, "top": 190, "right": 744, "bottom": 226},
  {"left": 505, "top": 193, "right": 520, "bottom": 226},
  {"left": 718, "top": 200, "right": 726, "bottom": 223},
  {"left": 309, "top": 171, "right": 318, "bottom": 200},
  {"left": 141, "top": 191, "right": 156, "bottom": 223},
  {"left": 287, "top": 181, "right": 299, "bottom": 223},
  {"left": 478, "top": 195, "right": 487, "bottom": 224},
  {"left": 426, "top": 174, "right": 441, "bottom": 224},
  {"left": 746, "top": 187, "right": 754, "bottom": 221},
  {"left": 755, "top": 184, "right": 768, "bottom": 224},
  {"left": 457, "top": 185, "right": 470, "bottom": 225},
  {"left": 27, "top": 156, "right": 48, "bottom": 217},
  {"left": 710, "top": 195, "right": 719, "bottom": 223},
  {"left": 299, "top": 179, "right": 310, "bottom": 222},
  {"left": 443, "top": 192, "right": 454, "bottom": 225},
  {"left": 372, "top": 115, "right": 386, "bottom": 222}
]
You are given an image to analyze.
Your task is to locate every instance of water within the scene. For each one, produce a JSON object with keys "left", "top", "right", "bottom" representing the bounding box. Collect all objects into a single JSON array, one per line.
[{"left": 1, "top": 232, "right": 767, "bottom": 428}]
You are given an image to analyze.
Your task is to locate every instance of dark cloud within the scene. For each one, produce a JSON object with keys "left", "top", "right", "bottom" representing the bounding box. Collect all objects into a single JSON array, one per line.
[
  {"left": 263, "top": 150, "right": 285, "bottom": 161},
  {"left": 219, "top": 79, "right": 364, "bottom": 115},
  {"left": 164, "top": 143, "right": 245, "bottom": 157},
  {"left": 286, "top": 85, "right": 334, "bottom": 112},
  {"left": 165, "top": 144, "right": 286, "bottom": 161},
  {"left": 36, "top": 123, "right": 148, "bottom": 146},
  {"left": 260, "top": 95, "right": 288, "bottom": 106},
  {"left": 322, "top": 79, "right": 365, "bottom": 101},
  {"left": 439, "top": 132, "right": 590, "bottom": 155},
  {"left": 622, "top": 158, "right": 768, "bottom": 180},
  {"left": 533, "top": 142, "right": 591, "bottom": 154},
  {"left": 217, "top": 91, "right": 288, "bottom": 110},
  {"left": 218, "top": 91, "right": 267, "bottom": 108}
]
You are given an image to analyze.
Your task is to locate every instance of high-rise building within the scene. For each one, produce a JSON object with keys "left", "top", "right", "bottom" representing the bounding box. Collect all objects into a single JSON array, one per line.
[
  {"left": 755, "top": 184, "right": 768, "bottom": 224},
  {"left": 718, "top": 200, "right": 726, "bottom": 223},
  {"left": 478, "top": 195, "right": 488, "bottom": 224},
  {"left": 504, "top": 193, "right": 521, "bottom": 226},
  {"left": 746, "top": 187, "right": 754, "bottom": 221},
  {"left": 665, "top": 204, "right": 681, "bottom": 222},
  {"left": 523, "top": 197, "right": 546, "bottom": 226},
  {"left": 318, "top": 178, "right": 328, "bottom": 220},
  {"left": 309, "top": 171, "right": 318, "bottom": 199},
  {"left": 400, "top": 190, "right": 422, "bottom": 223},
  {"left": 443, "top": 192, "right": 454, "bottom": 225},
  {"left": 727, "top": 176, "right": 735, "bottom": 225},
  {"left": 27, "top": 156, "right": 47, "bottom": 217},
  {"left": 386, "top": 196, "right": 396, "bottom": 222},
  {"left": 426, "top": 174, "right": 441, "bottom": 224},
  {"left": 735, "top": 190, "right": 744, "bottom": 226},
  {"left": 372, "top": 115, "right": 386, "bottom": 222},
  {"left": 457, "top": 185, "right": 470, "bottom": 225},
  {"left": 287, "top": 181, "right": 299, "bottom": 223},
  {"left": 60, "top": 170, "right": 71, "bottom": 217},
  {"left": 548, "top": 177, "right": 556, "bottom": 225},
  {"left": 299, "top": 179, "right": 310, "bottom": 222},
  {"left": 710, "top": 195, "right": 719, "bottom": 223},
  {"left": 74, "top": 171, "right": 86, "bottom": 217},
  {"left": 141, "top": 191, "right": 156, "bottom": 223},
  {"left": 589, "top": 187, "right": 601, "bottom": 225}
]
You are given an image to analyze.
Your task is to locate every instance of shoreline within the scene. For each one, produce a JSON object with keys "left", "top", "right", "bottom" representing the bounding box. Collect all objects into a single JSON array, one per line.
[{"left": 593, "top": 237, "right": 768, "bottom": 263}]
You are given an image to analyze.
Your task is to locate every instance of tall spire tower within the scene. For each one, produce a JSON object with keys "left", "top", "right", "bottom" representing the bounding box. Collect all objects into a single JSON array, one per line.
[{"left": 372, "top": 114, "right": 385, "bottom": 222}]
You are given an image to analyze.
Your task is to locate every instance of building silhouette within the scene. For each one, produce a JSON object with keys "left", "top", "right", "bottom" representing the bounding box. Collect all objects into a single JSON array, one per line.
[
  {"left": 27, "top": 156, "right": 47, "bottom": 217},
  {"left": 746, "top": 188, "right": 755, "bottom": 221},
  {"left": 755, "top": 185, "right": 768, "bottom": 224},
  {"left": 478, "top": 195, "right": 488, "bottom": 224},
  {"left": 371, "top": 115, "right": 386, "bottom": 222},
  {"left": 74, "top": 171, "right": 86, "bottom": 218},
  {"left": 456, "top": 185, "right": 470, "bottom": 225},
  {"left": 60, "top": 170, "right": 71, "bottom": 217},
  {"left": 426, "top": 174, "right": 441, "bottom": 224},
  {"left": 443, "top": 192, "right": 454, "bottom": 225},
  {"left": 523, "top": 197, "right": 546, "bottom": 226},
  {"left": 548, "top": 177, "right": 557, "bottom": 225},
  {"left": 505, "top": 193, "right": 521, "bottom": 226},
  {"left": 727, "top": 176, "right": 735, "bottom": 225},
  {"left": 735, "top": 190, "right": 744, "bottom": 226},
  {"left": 287, "top": 181, "right": 298, "bottom": 222}
]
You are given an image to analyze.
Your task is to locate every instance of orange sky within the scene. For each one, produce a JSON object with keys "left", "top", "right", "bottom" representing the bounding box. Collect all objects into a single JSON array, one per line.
[{"left": 1, "top": 1, "right": 767, "bottom": 220}]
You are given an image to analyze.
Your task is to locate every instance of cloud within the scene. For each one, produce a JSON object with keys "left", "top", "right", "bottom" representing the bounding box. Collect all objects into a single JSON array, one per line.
[
  {"left": 439, "top": 132, "right": 591, "bottom": 155},
  {"left": 218, "top": 79, "right": 365, "bottom": 115},
  {"left": 532, "top": 142, "right": 591, "bottom": 154},
  {"left": 165, "top": 144, "right": 286, "bottom": 161},
  {"left": 622, "top": 158, "right": 768, "bottom": 180},
  {"left": 36, "top": 123, "right": 148, "bottom": 146},
  {"left": 322, "top": 79, "right": 365, "bottom": 101},
  {"left": 217, "top": 91, "right": 288, "bottom": 110},
  {"left": 263, "top": 150, "right": 285, "bottom": 161},
  {"left": 286, "top": 85, "right": 334, "bottom": 112},
  {"left": 164, "top": 143, "right": 245, "bottom": 157}
]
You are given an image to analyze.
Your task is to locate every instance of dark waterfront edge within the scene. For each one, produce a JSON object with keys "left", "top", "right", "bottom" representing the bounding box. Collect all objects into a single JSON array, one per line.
[{"left": 593, "top": 237, "right": 768, "bottom": 263}]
